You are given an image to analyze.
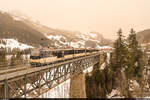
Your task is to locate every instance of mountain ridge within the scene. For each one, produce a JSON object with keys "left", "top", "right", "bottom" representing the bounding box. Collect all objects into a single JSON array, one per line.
[
  {"left": 0, "top": 10, "right": 113, "bottom": 49},
  {"left": 0, "top": 11, "right": 51, "bottom": 47},
  {"left": 136, "top": 29, "right": 150, "bottom": 44}
]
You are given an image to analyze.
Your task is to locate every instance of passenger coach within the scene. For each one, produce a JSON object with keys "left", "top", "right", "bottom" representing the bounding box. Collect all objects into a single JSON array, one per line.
[{"left": 30, "top": 48, "right": 99, "bottom": 67}]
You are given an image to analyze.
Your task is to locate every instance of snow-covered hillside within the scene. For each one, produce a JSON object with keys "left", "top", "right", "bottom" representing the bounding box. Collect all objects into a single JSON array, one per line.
[
  {"left": 0, "top": 39, "right": 33, "bottom": 50},
  {"left": 3, "top": 10, "right": 113, "bottom": 49},
  {"left": 46, "top": 32, "right": 113, "bottom": 49}
]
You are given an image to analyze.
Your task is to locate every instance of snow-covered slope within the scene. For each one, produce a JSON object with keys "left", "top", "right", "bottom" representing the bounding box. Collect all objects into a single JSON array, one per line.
[
  {"left": 46, "top": 31, "right": 113, "bottom": 49},
  {"left": 0, "top": 39, "right": 33, "bottom": 50}
]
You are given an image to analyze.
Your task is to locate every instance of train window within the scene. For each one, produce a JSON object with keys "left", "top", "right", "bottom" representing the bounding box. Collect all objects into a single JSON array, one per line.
[
  {"left": 57, "top": 51, "right": 64, "bottom": 58},
  {"left": 52, "top": 51, "right": 57, "bottom": 57},
  {"left": 40, "top": 51, "right": 46, "bottom": 58},
  {"left": 64, "top": 50, "right": 74, "bottom": 55},
  {"left": 49, "top": 51, "right": 53, "bottom": 57}
]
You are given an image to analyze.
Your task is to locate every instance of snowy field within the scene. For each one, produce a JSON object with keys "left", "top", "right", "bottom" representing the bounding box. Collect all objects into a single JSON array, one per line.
[{"left": 0, "top": 39, "right": 33, "bottom": 50}]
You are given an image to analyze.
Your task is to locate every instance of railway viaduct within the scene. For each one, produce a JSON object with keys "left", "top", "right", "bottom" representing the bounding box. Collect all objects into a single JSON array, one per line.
[{"left": 0, "top": 52, "right": 105, "bottom": 98}]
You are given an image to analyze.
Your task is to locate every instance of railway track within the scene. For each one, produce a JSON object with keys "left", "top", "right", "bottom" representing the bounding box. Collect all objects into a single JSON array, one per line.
[{"left": 0, "top": 52, "right": 99, "bottom": 76}]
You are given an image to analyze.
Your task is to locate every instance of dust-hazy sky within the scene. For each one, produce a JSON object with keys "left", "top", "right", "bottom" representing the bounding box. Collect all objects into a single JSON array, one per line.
[{"left": 0, "top": 0, "right": 150, "bottom": 39}]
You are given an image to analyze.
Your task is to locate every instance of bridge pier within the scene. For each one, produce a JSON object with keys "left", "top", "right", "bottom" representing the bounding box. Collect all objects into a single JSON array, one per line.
[{"left": 69, "top": 72, "right": 86, "bottom": 98}]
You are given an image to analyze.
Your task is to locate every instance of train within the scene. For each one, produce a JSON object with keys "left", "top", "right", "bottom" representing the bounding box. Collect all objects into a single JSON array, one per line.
[{"left": 30, "top": 48, "right": 99, "bottom": 67}]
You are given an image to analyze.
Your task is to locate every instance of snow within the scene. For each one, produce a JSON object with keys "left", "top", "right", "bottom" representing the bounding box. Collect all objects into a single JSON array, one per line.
[
  {"left": 70, "top": 42, "right": 83, "bottom": 48},
  {"left": 38, "top": 65, "right": 93, "bottom": 98},
  {"left": 5, "top": 54, "right": 30, "bottom": 61},
  {"left": 46, "top": 34, "right": 86, "bottom": 48},
  {"left": 83, "top": 66, "right": 93, "bottom": 73},
  {"left": 0, "top": 39, "right": 33, "bottom": 50},
  {"left": 81, "top": 32, "right": 97, "bottom": 40},
  {"left": 107, "top": 89, "right": 124, "bottom": 98},
  {"left": 106, "top": 52, "right": 110, "bottom": 64},
  {"left": 135, "top": 62, "right": 138, "bottom": 66},
  {"left": 88, "top": 33, "right": 97, "bottom": 38},
  {"left": 0, "top": 9, "right": 6, "bottom": 14},
  {"left": 13, "top": 16, "right": 23, "bottom": 21},
  {"left": 100, "top": 63, "right": 106, "bottom": 70},
  {"left": 129, "top": 80, "right": 140, "bottom": 91},
  {"left": 77, "top": 33, "right": 89, "bottom": 41},
  {"left": 9, "top": 10, "right": 30, "bottom": 21},
  {"left": 96, "top": 45, "right": 113, "bottom": 50},
  {"left": 46, "top": 32, "right": 113, "bottom": 49},
  {"left": 47, "top": 35, "right": 64, "bottom": 41},
  {"left": 39, "top": 79, "right": 70, "bottom": 98},
  {"left": 76, "top": 33, "right": 99, "bottom": 44},
  {"left": 64, "top": 40, "right": 85, "bottom": 48},
  {"left": 100, "top": 52, "right": 110, "bottom": 70}
]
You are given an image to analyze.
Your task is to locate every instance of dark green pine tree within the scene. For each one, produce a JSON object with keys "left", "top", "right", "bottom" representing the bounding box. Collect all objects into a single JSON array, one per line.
[
  {"left": 112, "top": 29, "right": 128, "bottom": 72},
  {"left": 127, "top": 28, "right": 145, "bottom": 78},
  {"left": 126, "top": 28, "right": 138, "bottom": 78},
  {"left": 0, "top": 48, "right": 8, "bottom": 68},
  {"left": 110, "top": 29, "right": 131, "bottom": 97},
  {"left": 148, "top": 58, "right": 150, "bottom": 66},
  {"left": 10, "top": 54, "right": 16, "bottom": 66},
  {"left": 16, "top": 50, "right": 23, "bottom": 65}
]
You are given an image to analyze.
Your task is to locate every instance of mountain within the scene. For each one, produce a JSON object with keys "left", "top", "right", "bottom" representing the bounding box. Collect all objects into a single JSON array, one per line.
[
  {"left": 43, "top": 29, "right": 113, "bottom": 48},
  {"left": 136, "top": 29, "right": 150, "bottom": 44},
  {"left": 0, "top": 10, "right": 112, "bottom": 49},
  {"left": 0, "top": 11, "right": 51, "bottom": 47}
]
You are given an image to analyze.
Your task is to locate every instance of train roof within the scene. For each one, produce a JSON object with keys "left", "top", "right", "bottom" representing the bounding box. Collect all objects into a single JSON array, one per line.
[{"left": 32, "top": 48, "right": 99, "bottom": 52}]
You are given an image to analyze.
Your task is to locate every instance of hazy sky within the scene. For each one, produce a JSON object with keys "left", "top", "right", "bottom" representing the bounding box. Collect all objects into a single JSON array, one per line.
[{"left": 0, "top": 0, "right": 150, "bottom": 40}]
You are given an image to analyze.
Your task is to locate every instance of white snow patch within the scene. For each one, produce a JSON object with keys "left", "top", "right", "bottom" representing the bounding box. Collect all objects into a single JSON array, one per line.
[
  {"left": 68, "top": 40, "right": 86, "bottom": 48},
  {"left": 107, "top": 89, "right": 124, "bottom": 98},
  {"left": 0, "top": 39, "right": 33, "bottom": 50},
  {"left": 83, "top": 66, "right": 93, "bottom": 73},
  {"left": 47, "top": 35, "right": 64, "bottom": 41},
  {"left": 100, "top": 63, "right": 106, "bottom": 70},
  {"left": 100, "top": 52, "right": 110, "bottom": 70},
  {"left": 96, "top": 45, "right": 113, "bottom": 50},
  {"left": 106, "top": 52, "right": 110, "bottom": 64},
  {"left": 13, "top": 16, "right": 23, "bottom": 21},
  {"left": 129, "top": 80, "right": 140, "bottom": 91},
  {"left": 76, "top": 33, "right": 99, "bottom": 43},
  {"left": 39, "top": 79, "right": 70, "bottom": 98},
  {"left": 88, "top": 33, "right": 97, "bottom": 38}
]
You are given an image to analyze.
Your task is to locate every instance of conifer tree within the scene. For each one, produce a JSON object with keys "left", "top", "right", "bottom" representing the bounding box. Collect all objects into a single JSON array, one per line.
[
  {"left": 10, "top": 54, "right": 16, "bottom": 66},
  {"left": 16, "top": 50, "right": 23, "bottom": 65},
  {"left": 126, "top": 29, "right": 137, "bottom": 78},
  {"left": 127, "top": 28, "right": 145, "bottom": 78},
  {"left": 0, "top": 48, "right": 8, "bottom": 68},
  {"left": 112, "top": 29, "right": 128, "bottom": 72},
  {"left": 148, "top": 58, "right": 150, "bottom": 66},
  {"left": 111, "top": 29, "right": 131, "bottom": 97}
]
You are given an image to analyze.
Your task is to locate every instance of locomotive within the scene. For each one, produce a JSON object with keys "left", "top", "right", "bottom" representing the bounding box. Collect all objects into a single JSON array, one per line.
[{"left": 30, "top": 48, "right": 99, "bottom": 67}]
